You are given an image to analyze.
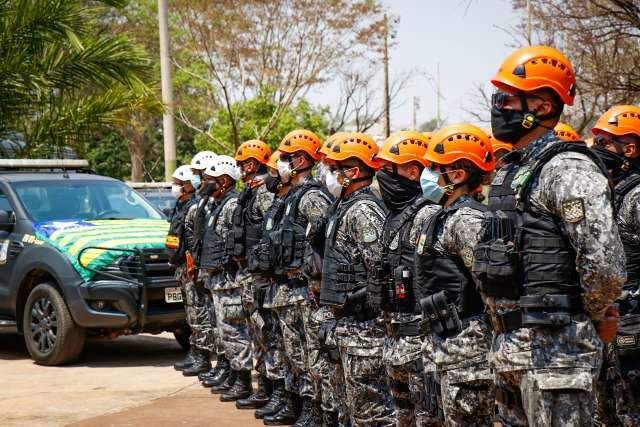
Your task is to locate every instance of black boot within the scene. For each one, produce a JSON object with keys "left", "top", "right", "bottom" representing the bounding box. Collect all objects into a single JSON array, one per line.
[
  {"left": 182, "top": 350, "right": 211, "bottom": 377},
  {"left": 199, "top": 353, "right": 228, "bottom": 382},
  {"left": 173, "top": 348, "right": 196, "bottom": 371},
  {"left": 307, "top": 401, "right": 323, "bottom": 426},
  {"left": 202, "top": 357, "right": 231, "bottom": 387},
  {"left": 237, "top": 375, "right": 272, "bottom": 409},
  {"left": 255, "top": 379, "right": 286, "bottom": 419},
  {"left": 292, "top": 397, "right": 313, "bottom": 427},
  {"left": 221, "top": 369, "right": 253, "bottom": 402},
  {"left": 210, "top": 369, "right": 237, "bottom": 394},
  {"left": 322, "top": 411, "right": 338, "bottom": 427},
  {"left": 263, "top": 391, "right": 300, "bottom": 425}
]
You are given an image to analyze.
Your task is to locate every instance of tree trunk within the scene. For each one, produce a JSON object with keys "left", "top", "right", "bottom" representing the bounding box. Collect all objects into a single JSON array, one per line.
[{"left": 128, "top": 134, "right": 146, "bottom": 182}]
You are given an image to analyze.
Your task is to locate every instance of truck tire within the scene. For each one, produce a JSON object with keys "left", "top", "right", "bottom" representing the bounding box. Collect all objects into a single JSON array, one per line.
[
  {"left": 23, "top": 283, "right": 86, "bottom": 366},
  {"left": 173, "top": 326, "right": 191, "bottom": 351}
]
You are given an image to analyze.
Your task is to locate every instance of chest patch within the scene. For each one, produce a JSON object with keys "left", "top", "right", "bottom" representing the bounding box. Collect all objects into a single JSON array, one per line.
[
  {"left": 362, "top": 223, "right": 378, "bottom": 243},
  {"left": 266, "top": 217, "right": 274, "bottom": 230},
  {"left": 416, "top": 233, "right": 427, "bottom": 255},
  {"left": 461, "top": 246, "right": 474, "bottom": 268},
  {"left": 389, "top": 233, "right": 399, "bottom": 250},
  {"left": 617, "top": 334, "right": 636, "bottom": 347},
  {"left": 492, "top": 168, "right": 508, "bottom": 186},
  {"left": 562, "top": 198, "right": 585, "bottom": 224}
]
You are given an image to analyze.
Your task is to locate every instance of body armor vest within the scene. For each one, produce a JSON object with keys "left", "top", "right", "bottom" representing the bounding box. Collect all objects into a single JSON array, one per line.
[
  {"left": 166, "top": 197, "right": 195, "bottom": 266},
  {"left": 377, "top": 197, "right": 433, "bottom": 313},
  {"left": 272, "top": 179, "right": 325, "bottom": 272},
  {"left": 474, "top": 141, "right": 610, "bottom": 300},
  {"left": 614, "top": 172, "right": 640, "bottom": 288},
  {"left": 248, "top": 195, "right": 287, "bottom": 275},
  {"left": 200, "top": 190, "right": 238, "bottom": 272},
  {"left": 416, "top": 198, "right": 486, "bottom": 319},
  {"left": 319, "top": 188, "right": 384, "bottom": 306},
  {"left": 192, "top": 196, "right": 213, "bottom": 263},
  {"left": 228, "top": 182, "right": 265, "bottom": 260}
]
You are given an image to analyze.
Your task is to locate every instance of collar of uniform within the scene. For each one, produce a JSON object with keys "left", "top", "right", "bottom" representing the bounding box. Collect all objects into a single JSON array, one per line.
[
  {"left": 342, "top": 185, "right": 371, "bottom": 202},
  {"left": 290, "top": 174, "right": 314, "bottom": 189},
  {"left": 447, "top": 194, "right": 474, "bottom": 210},
  {"left": 520, "top": 130, "right": 559, "bottom": 163}
]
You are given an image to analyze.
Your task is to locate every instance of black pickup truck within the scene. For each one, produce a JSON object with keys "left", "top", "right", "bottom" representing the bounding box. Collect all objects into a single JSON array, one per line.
[{"left": 0, "top": 159, "right": 189, "bottom": 365}]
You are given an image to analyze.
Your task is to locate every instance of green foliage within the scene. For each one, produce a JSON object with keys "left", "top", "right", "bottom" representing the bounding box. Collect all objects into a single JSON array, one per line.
[
  {"left": 419, "top": 118, "right": 439, "bottom": 132},
  {"left": 196, "top": 91, "right": 330, "bottom": 155},
  {"left": 84, "top": 132, "right": 131, "bottom": 180}
]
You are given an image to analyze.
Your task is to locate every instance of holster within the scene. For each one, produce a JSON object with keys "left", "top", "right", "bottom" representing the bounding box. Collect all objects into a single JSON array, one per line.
[
  {"left": 346, "top": 287, "right": 376, "bottom": 322},
  {"left": 368, "top": 260, "right": 391, "bottom": 310},
  {"left": 419, "top": 290, "right": 462, "bottom": 338}
]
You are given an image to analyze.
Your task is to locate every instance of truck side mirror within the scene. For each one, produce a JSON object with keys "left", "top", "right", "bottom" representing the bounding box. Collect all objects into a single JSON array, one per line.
[{"left": 0, "top": 210, "right": 15, "bottom": 232}]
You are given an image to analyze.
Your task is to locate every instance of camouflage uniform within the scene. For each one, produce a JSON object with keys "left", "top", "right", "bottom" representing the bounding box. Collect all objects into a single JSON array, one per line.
[
  {"left": 323, "top": 187, "right": 395, "bottom": 427},
  {"left": 477, "top": 132, "right": 626, "bottom": 426},
  {"left": 381, "top": 201, "right": 443, "bottom": 427},
  {"left": 416, "top": 199, "right": 494, "bottom": 427},
  {"left": 183, "top": 197, "right": 215, "bottom": 354},
  {"left": 271, "top": 179, "right": 331, "bottom": 398},
  {"left": 204, "top": 195, "right": 253, "bottom": 373}
]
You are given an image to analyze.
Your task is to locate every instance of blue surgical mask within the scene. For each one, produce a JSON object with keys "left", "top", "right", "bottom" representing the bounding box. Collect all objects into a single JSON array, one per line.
[
  {"left": 420, "top": 167, "right": 445, "bottom": 204},
  {"left": 190, "top": 174, "right": 202, "bottom": 189}
]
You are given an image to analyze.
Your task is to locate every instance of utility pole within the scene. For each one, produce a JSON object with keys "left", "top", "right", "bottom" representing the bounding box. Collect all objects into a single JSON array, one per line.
[
  {"left": 436, "top": 62, "right": 441, "bottom": 127},
  {"left": 526, "top": 0, "right": 532, "bottom": 45},
  {"left": 412, "top": 96, "right": 419, "bottom": 131},
  {"left": 382, "top": 14, "right": 390, "bottom": 138},
  {"left": 158, "top": 0, "right": 176, "bottom": 182}
]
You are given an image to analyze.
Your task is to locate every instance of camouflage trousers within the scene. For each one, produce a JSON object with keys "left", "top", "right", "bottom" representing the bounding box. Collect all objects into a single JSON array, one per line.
[
  {"left": 597, "top": 342, "right": 640, "bottom": 427},
  {"left": 272, "top": 300, "right": 313, "bottom": 397},
  {"left": 208, "top": 282, "right": 253, "bottom": 372},
  {"left": 237, "top": 269, "right": 267, "bottom": 376},
  {"left": 439, "top": 366, "right": 494, "bottom": 427},
  {"left": 176, "top": 266, "right": 214, "bottom": 353},
  {"left": 337, "top": 319, "right": 395, "bottom": 427},
  {"left": 495, "top": 368, "right": 597, "bottom": 427},
  {"left": 305, "top": 305, "right": 347, "bottom": 416}
]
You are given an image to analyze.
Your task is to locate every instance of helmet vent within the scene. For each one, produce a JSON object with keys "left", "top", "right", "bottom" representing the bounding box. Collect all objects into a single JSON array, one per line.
[
  {"left": 512, "top": 64, "right": 526, "bottom": 77},
  {"left": 434, "top": 143, "right": 445, "bottom": 154}
]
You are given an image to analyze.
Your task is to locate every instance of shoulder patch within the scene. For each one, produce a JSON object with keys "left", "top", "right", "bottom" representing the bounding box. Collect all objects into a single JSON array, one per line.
[
  {"left": 562, "top": 198, "right": 585, "bottom": 223},
  {"left": 361, "top": 222, "right": 379, "bottom": 243},
  {"left": 461, "top": 246, "right": 474, "bottom": 268}
]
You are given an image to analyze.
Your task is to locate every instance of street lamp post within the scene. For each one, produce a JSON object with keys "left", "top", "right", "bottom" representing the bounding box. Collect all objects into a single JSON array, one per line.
[{"left": 158, "top": 0, "right": 176, "bottom": 182}]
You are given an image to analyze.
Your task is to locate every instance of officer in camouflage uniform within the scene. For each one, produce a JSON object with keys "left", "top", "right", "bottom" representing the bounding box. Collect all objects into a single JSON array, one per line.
[
  {"left": 226, "top": 140, "right": 275, "bottom": 405},
  {"left": 319, "top": 133, "right": 395, "bottom": 427},
  {"left": 591, "top": 106, "right": 640, "bottom": 427},
  {"left": 179, "top": 154, "right": 219, "bottom": 377},
  {"left": 166, "top": 165, "right": 202, "bottom": 372},
  {"left": 370, "top": 131, "right": 442, "bottom": 427},
  {"left": 473, "top": 46, "right": 626, "bottom": 426},
  {"left": 253, "top": 152, "right": 293, "bottom": 420},
  {"left": 197, "top": 156, "right": 254, "bottom": 402},
  {"left": 263, "top": 130, "right": 332, "bottom": 426},
  {"left": 414, "top": 125, "right": 497, "bottom": 426}
]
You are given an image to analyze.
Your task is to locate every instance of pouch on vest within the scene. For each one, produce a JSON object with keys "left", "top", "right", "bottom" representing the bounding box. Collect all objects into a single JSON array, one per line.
[
  {"left": 616, "top": 313, "right": 640, "bottom": 391},
  {"left": 420, "top": 290, "right": 462, "bottom": 338},
  {"left": 368, "top": 259, "right": 391, "bottom": 310},
  {"left": 472, "top": 212, "right": 520, "bottom": 298}
]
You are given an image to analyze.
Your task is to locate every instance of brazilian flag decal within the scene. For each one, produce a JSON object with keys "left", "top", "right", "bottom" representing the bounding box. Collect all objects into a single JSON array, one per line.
[{"left": 33, "top": 219, "right": 170, "bottom": 281}]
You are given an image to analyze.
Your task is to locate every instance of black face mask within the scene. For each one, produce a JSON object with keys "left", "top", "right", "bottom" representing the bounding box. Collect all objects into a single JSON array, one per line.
[
  {"left": 591, "top": 146, "right": 631, "bottom": 183},
  {"left": 265, "top": 175, "right": 281, "bottom": 193},
  {"left": 376, "top": 169, "right": 421, "bottom": 212},
  {"left": 490, "top": 92, "right": 557, "bottom": 145},
  {"left": 200, "top": 182, "right": 216, "bottom": 197}
]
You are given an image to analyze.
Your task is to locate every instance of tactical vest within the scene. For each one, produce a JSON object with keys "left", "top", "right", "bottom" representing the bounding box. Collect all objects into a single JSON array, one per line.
[
  {"left": 614, "top": 172, "right": 640, "bottom": 288},
  {"left": 200, "top": 190, "right": 238, "bottom": 271},
  {"left": 248, "top": 195, "right": 287, "bottom": 274},
  {"left": 227, "top": 182, "right": 265, "bottom": 260},
  {"left": 319, "top": 188, "right": 384, "bottom": 306},
  {"left": 166, "top": 197, "right": 195, "bottom": 266},
  {"left": 377, "top": 197, "right": 433, "bottom": 313},
  {"left": 192, "top": 196, "right": 213, "bottom": 263},
  {"left": 416, "top": 198, "right": 486, "bottom": 320},
  {"left": 474, "top": 141, "right": 610, "bottom": 302},
  {"left": 272, "top": 179, "right": 326, "bottom": 272}
]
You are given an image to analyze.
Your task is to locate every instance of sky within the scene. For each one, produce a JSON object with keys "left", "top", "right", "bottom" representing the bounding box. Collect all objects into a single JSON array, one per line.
[{"left": 309, "top": 0, "right": 524, "bottom": 130}]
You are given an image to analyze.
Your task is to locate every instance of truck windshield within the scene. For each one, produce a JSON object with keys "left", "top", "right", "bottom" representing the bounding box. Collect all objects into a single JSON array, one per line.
[{"left": 13, "top": 180, "right": 163, "bottom": 222}]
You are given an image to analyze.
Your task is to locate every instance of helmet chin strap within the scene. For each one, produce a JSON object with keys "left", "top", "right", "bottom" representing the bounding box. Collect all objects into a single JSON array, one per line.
[{"left": 517, "top": 92, "right": 560, "bottom": 131}]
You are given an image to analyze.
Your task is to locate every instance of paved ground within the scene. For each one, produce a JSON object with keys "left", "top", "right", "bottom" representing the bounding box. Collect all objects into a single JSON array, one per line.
[{"left": 0, "top": 330, "right": 264, "bottom": 427}]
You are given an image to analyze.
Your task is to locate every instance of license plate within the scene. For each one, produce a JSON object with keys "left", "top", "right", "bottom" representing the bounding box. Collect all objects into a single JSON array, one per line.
[{"left": 164, "top": 287, "right": 183, "bottom": 303}]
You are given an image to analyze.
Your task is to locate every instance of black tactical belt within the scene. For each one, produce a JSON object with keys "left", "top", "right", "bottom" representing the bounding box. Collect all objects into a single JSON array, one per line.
[
  {"left": 386, "top": 319, "right": 426, "bottom": 337},
  {"left": 491, "top": 294, "right": 583, "bottom": 333}
]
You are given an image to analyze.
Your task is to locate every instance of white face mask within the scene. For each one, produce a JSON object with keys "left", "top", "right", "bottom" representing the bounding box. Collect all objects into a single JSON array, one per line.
[
  {"left": 171, "top": 184, "right": 183, "bottom": 199},
  {"left": 277, "top": 159, "right": 292, "bottom": 182},
  {"left": 325, "top": 171, "right": 343, "bottom": 198}
]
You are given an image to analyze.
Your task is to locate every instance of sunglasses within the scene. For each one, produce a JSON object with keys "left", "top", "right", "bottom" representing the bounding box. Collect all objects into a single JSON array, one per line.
[{"left": 491, "top": 91, "right": 546, "bottom": 109}]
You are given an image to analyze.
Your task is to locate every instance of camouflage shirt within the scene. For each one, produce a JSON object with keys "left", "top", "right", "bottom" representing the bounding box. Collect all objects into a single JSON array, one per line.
[
  {"left": 486, "top": 131, "right": 626, "bottom": 373},
  {"left": 333, "top": 187, "right": 388, "bottom": 355}
]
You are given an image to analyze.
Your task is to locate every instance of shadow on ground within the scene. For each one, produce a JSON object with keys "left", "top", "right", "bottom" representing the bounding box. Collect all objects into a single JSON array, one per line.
[{"left": 0, "top": 330, "right": 187, "bottom": 368}]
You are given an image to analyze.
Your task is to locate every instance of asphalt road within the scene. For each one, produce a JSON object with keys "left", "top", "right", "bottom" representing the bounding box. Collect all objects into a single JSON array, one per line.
[{"left": 0, "top": 330, "right": 264, "bottom": 426}]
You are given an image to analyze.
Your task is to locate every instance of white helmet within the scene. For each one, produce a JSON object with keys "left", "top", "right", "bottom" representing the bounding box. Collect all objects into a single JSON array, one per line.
[
  {"left": 191, "top": 151, "right": 217, "bottom": 170},
  {"left": 171, "top": 165, "right": 194, "bottom": 182},
  {"left": 204, "top": 155, "right": 240, "bottom": 181}
]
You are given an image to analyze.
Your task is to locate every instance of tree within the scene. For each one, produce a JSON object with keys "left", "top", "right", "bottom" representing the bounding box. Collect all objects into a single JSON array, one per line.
[
  {"left": 419, "top": 118, "right": 439, "bottom": 132},
  {"left": 172, "top": 0, "right": 387, "bottom": 150},
  {"left": 0, "top": 0, "right": 156, "bottom": 156}
]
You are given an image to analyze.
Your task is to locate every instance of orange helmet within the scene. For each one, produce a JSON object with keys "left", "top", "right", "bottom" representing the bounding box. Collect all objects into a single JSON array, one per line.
[
  {"left": 592, "top": 105, "right": 640, "bottom": 139},
  {"left": 492, "top": 45, "right": 576, "bottom": 106},
  {"left": 377, "top": 131, "right": 430, "bottom": 167},
  {"left": 554, "top": 122, "right": 580, "bottom": 141},
  {"left": 324, "top": 132, "right": 380, "bottom": 169},
  {"left": 320, "top": 132, "right": 349, "bottom": 157},
  {"left": 235, "top": 140, "right": 272, "bottom": 164},
  {"left": 485, "top": 128, "right": 513, "bottom": 154},
  {"left": 278, "top": 129, "right": 322, "bottom": 161},
  {"left": 266, "top": 151, "right": 279, "bottom": 170},
  {"left": 425, "top": 124, "right": 495, "bottom": 172}
]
